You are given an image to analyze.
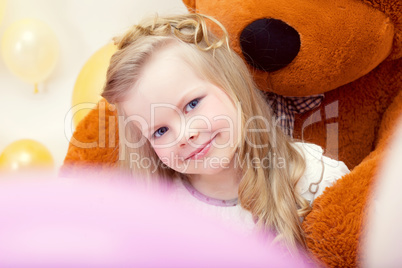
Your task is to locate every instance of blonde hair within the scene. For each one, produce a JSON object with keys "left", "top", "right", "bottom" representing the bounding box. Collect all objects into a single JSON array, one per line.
[{"left": 102, "top": 13, "right": 311, "bottom": 251}]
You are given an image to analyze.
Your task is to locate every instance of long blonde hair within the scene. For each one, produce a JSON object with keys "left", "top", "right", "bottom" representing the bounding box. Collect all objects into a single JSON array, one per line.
[{"left": 102, "top": 13, "right": 311, "bottom": 251}]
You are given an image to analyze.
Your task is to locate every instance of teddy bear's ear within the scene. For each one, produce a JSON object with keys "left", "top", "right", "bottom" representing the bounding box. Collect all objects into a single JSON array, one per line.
[
  {"left": 182, "top": 0, "right": 196, "bottom": 12},
  {"left": 359, "top": 0, "right": 402, "bottom": 60}
]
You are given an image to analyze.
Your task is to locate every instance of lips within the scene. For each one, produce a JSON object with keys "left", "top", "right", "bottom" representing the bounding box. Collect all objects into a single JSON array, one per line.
[{"left": 185, "top": 137, "right": 215, "bottom": 160}]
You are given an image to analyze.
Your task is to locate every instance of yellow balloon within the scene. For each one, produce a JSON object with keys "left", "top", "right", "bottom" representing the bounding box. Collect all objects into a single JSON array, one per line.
[
  {"left": 0, "top": 0, "right": 6, "bottom": 25},
  {"left": 1, "top": 18, "right": 59, "bottom": 93},
  {"left": 0, "top": 139, "right": 54, "bottom": 173},
  {"left": 72, "top": 42, "right": 117, "bottom": 127}
]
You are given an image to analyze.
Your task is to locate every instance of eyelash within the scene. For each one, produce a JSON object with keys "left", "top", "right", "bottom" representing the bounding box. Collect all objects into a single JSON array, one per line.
[
  {"left": 184, "top": 98, "right": 201, "bottom": 113},
  {"left": 154, "top": 126, "right": 168, "bottom": 138},
  {"left": 152, "top": 98, "right": 202, "bottom": 139}
]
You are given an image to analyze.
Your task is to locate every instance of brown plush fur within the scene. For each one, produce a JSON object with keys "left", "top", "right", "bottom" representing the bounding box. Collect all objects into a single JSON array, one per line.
[
  {"left": 62, "top": 0, "right": 401, "bottom": 266},
  {"left": 303, "top": 90, "right": 402, "bottom": 267},
  {"left": 60, "top": 99, "right": 119, "bottom": 177},
  {"left": 182, "top": 0, "right": 401, "bottom": 169}
]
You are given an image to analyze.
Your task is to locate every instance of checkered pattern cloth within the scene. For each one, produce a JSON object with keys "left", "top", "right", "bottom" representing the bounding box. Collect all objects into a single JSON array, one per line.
[{"left": 264, "top": 92, "right": 324, "bottom": 137}]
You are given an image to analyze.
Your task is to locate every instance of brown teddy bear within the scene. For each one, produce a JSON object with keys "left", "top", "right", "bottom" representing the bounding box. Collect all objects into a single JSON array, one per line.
[
  {"left": 62, "top": 0, "right": 401, "bottom": 266},
  {"left": 180, "top": 0, "right": 401, "bottom": 266},
  {"left": 182, "top": 0, "right": 401, "bottom": 169}
]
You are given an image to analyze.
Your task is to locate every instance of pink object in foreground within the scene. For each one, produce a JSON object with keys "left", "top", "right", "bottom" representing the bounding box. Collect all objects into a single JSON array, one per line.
[{"left": 0, "top": 176, "right": 310, "bottom": 267}]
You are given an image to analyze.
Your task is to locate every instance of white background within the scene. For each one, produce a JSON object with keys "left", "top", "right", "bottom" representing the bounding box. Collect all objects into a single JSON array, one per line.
[{"left": 0, "top": 0, "right": 187, "bottom": 174}]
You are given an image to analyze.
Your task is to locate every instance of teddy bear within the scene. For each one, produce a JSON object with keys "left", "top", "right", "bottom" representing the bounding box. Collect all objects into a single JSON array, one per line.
[
  {"left": 179, "top": 0, "right": 401, "bottom": 266},
  {"left": 61, "top": 0, "right": 401, "bottom": 266}
]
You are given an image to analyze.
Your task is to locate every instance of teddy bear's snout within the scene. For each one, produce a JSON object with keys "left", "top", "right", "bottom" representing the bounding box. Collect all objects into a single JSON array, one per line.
[{"left": 240, "top": 18, "right": 300, "bottom": 72}]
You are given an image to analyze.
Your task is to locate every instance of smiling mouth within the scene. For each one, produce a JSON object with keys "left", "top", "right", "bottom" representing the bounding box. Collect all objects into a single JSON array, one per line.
[{"left": 185, "top": 137, "right": 215, "bottom": 160}]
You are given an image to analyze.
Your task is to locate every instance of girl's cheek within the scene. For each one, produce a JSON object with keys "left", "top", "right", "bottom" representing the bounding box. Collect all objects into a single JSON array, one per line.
[
  {"left": 154, "top": 148, "right": 183, "bottom": 171},
  {"left": 159, "top": 154, "right": 171, "bottom": 166},
  {"left": 154, "top": 147, "right": 176, "bottom": 162},
  {"left": 153, "top": 131, "right": 182, "bottom": 147}
]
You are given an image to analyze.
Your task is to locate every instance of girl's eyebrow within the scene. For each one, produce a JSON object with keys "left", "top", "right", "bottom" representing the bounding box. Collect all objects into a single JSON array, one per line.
[
  {"left": 175, "top": 86, "right": 202, "bottom": 109},
  {"left": 145, "top": 124, "right": 162, "bottom": 138}
]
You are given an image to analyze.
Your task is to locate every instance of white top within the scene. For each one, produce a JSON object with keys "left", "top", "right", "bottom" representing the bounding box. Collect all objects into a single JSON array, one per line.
[{"left": 170, "top": 142, "right": 350, "bottom": 235}]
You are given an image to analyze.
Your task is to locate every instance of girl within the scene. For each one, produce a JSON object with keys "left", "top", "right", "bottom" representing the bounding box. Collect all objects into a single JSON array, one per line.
[{"left": 101, "top": 13, "right": 349, "bottom": 253}]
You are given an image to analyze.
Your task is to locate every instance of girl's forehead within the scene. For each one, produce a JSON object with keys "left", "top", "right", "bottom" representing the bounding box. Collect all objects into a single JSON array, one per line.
[
  {"left": 129, "top": 47, "right": 200, "bottom": 103},
  {"left": 141, "top": 43, "right": 188, "bottom": 77},
  {"left": 121, "top": 47, "right": 201, "bottom": 118}
]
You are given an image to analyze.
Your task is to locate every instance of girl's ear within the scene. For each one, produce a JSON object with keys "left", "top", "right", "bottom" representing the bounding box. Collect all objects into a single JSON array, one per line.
[{"left": 182, "top": 0, "right": 196, "bottom": 12}]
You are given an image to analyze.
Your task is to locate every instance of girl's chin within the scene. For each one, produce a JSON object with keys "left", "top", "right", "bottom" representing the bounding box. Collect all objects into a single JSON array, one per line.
[
  {"left": 169, "top": 153, "right": 235, "bottom": 175},
  {"left": 181, "top": 165, "right": 232, "bottom": 176}
]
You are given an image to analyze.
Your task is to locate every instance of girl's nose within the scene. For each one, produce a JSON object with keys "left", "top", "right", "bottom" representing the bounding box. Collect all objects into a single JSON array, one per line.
[
  {"left": 178, "top": 116, "right": 209, "bottom": 147},
  {"left": 180, "top": 129, "right": 200, "bottom": 148}
]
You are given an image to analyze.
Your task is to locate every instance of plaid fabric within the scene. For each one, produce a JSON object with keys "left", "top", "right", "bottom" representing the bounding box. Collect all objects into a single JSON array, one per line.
[{"left": 264, "top": 92, "right": 324, "bottom": 137}]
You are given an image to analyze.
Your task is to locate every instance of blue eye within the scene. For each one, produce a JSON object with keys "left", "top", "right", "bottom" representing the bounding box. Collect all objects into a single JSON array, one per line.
[
  {"left": 185, "top": 98, "right": 200, "bottom": 113},
  {"left": 154, "top": 127, "right": 168, "bottom": 138}
]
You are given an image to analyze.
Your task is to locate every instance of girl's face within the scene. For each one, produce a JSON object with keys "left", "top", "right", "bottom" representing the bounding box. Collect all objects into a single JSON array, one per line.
[{"left": 121, "top": 45, "right": 240, "bottom": 175}]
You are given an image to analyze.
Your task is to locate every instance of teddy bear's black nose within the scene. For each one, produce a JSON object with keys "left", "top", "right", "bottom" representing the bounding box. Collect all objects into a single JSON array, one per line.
[{"left": 240, "top": 18, "right": 300, "bottom": 72}]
